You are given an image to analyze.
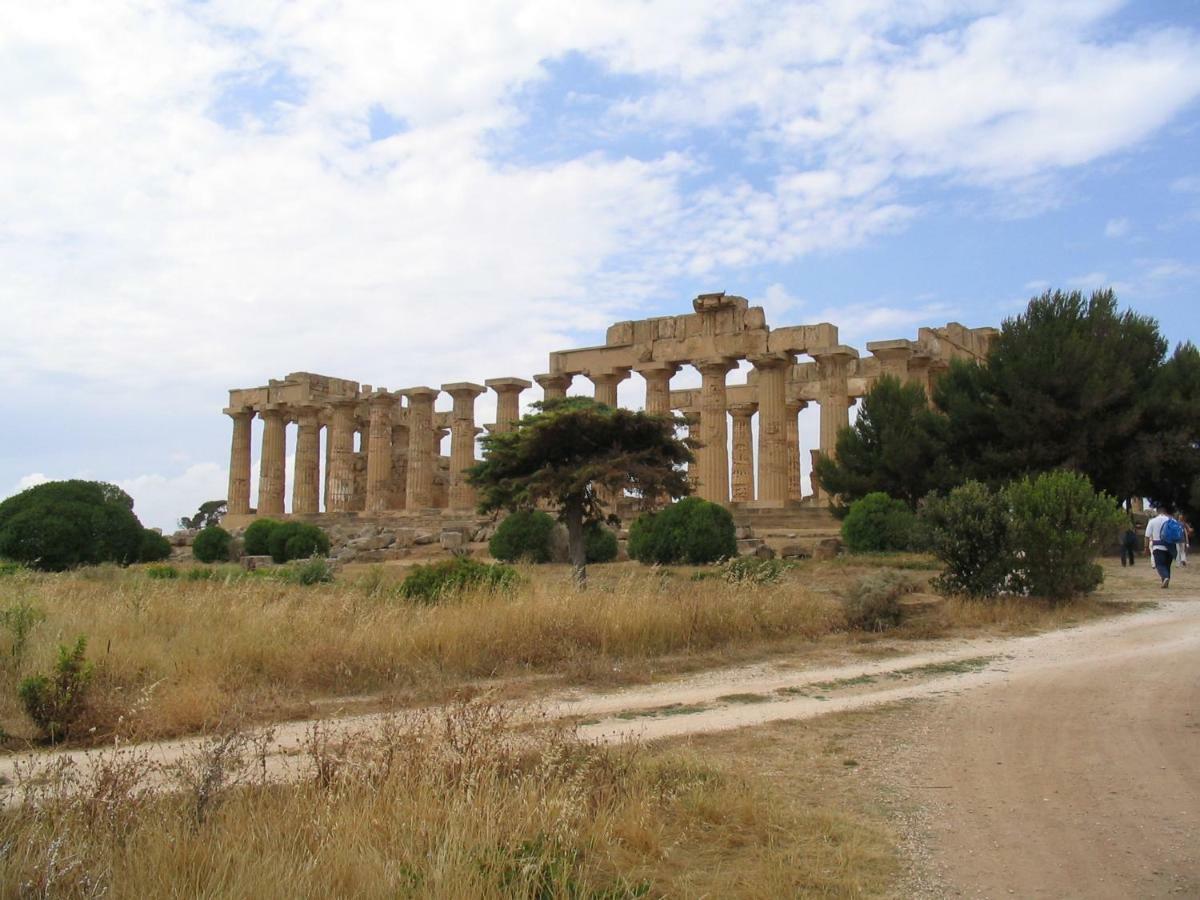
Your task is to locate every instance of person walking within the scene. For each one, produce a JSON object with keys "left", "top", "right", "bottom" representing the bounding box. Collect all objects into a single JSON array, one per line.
[
  {"left": 1120, "top": 522, "right": 1139, "bottom": 567},
  {"left": 1145, "top": 505, "right": 1185, "bottom": 588}
]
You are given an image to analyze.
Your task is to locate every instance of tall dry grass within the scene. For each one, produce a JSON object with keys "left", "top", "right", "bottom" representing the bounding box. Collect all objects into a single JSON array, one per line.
[
  {"left": 1, "top": 699, "right": 895, "bottom": 898},
  {"left": 0, "top": 564, "right": 844, "bottom": 742}
]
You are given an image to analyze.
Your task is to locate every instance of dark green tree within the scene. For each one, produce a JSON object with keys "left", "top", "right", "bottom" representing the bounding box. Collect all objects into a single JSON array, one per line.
[
  {"left": 814, "top": 375, "right": 952, "bottom": 510},
  {"left": 467, "top": 397, "right": 694, "bottom": 585},
  {"left": 0, "top": 480, "right": 144, "bottom": 571},
  {"left": 1135, "top": 342, "right": 1200, "bottom": 521},
  {"left": 180, "top": 499, "right": 227, "bottom": 531}
]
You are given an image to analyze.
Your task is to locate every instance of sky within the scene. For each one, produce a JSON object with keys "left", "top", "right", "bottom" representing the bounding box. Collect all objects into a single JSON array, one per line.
[{"left": 3, "top": 0, "right": 1200, "bottom": 531}]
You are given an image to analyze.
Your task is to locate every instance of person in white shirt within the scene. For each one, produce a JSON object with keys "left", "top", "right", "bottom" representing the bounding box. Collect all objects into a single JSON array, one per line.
[{"left": 1145, "top": 506, "right": 1179, "bottom": 588}]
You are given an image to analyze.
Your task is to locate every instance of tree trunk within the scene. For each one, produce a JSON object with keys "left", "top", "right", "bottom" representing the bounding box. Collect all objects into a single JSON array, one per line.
[{"left": 564, "top": 502, "right": 587, "bottom": 588}]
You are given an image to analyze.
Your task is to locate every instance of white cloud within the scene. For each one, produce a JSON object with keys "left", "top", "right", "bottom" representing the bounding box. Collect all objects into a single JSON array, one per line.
[
  {"left": 1105, "top": 217, "right": 1131, "bottom": 238},
  {"left": 13, "top": 473, "right": 50, "bottom": 493},
  {"left": 118, "top": 464, "right": 230, "bottom": 533}
]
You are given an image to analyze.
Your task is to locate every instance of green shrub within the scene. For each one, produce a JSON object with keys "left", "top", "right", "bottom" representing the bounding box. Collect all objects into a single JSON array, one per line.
[
  {"left": 139, "top": 528, "right": 172, "bottom": 563},
  {"left": 399, "top": 557, "right": 520, "bottom": 603},
  {"left": 145, "top": 564, "right": 178, "bottom": 580},
  {"left": 18, "top": 636, "right": 92, "bottom": 743},
  {"left": 489, "top": 510, "right": 556, "bottom": 563},
  {"left": 276, "top": 556, "right": 335, "bottom": 585},
  {"left": 0, "top": 480, "right": 144, "bottom": 571},
  {"left": 1, "top": 598, "right": 44, "bottom": 661},
  {"left": 842, "top": 570, "right": 918, "bottom": 631},
  {"left": 1003, "top": 470, "right": 1124, "bottom": 601},
  {"left": 628, "top": 498, "right": 737, "bottom": 566},
  {"left": 243, "top": 518, "right": 283, "bottom": 556},
  {"left": 0, "top": 561, "right": 27, "bottom": 577},
  {"left": 584, "top": 523, "right": 619, "bottom": 564},
  {"left": 266, "top": 522, "right": 330, "bottom": 564},
  {"left": 723, "top": 556, "right": 788, "bottom": 585},
  {"left": 841, "top": 492, "right": 917, "bottom": 553},
  {"left": 919, "top": 481, "right": 1013, "bottom": 598},
  {"left": 192, "top": 526, "right": 233, "bottom": 563}
]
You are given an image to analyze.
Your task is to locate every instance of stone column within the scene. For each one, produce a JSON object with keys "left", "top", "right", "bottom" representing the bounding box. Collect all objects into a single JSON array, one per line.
[
  {"left": 868, "top": 341, "right": 914, "bottom": 382},
  {"left": 589, "top": 368, "right": 630, "bottom": 408},
  {"left": 443, "top": 383, "right": 486, "bottom": 509},
  {"left": 365, "top": 391, "right": 396, "bottom": 513},
  {"left": 256, "top": 406, "right": 287, "bottom": 516},
  {"left": 224, "top": 407, "right": 253, "bottom": 515},
  {"left": 326, "top": 399, "right": 358, "bottom": 512},
  {"left": 813, "top": 347, "right": 857, "bottom": 460},
  {"left": 749, "top": 353, "right": 792, "bottom": 505},
  {"left": 402, "top": 387, "right": 439, "bottom": 509},
  {"left": 906, "top": 354, "right": 933, "bottom": 400},
  {"left": 485, "top": 377, "right": 531, "bottom": 434},
  {"left": 292, "top": 405, "right": 322, "bottom": 515},
  {"left": 694, "top": 358, "right": 737, "bottom": 504},
  {"left": 534, "top": 372, "right": 572, "bottom": 403},
  {"left": 635, "top": 363, "right": 680, "bottom": 415},
  {"left": 809, "top": 448, "right": 823, "bottom": 504},
  {"left": 786, "top": 400, "right": 807, "bottom": 502},
  {"left": 729, "top": 403, "right": 757, "bottom": 503}
]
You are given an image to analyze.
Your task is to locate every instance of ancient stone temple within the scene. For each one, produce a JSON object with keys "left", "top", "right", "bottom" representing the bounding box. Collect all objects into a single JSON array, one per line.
[{"left": 222, "top": 293, "right": 994, "bottom": 528}]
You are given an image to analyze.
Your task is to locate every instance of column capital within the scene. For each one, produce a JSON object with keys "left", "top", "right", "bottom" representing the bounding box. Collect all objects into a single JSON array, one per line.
[
  {"left": 747, "top": 351, "right": 794, "bottom": 371},
  {"left": 810, "top": 345, "right": 859, "bottom": 363},
  {"left": 257, "top": 404, "right": 286, "bottom": 420},
  {"left": 400, "top": 386, "right": 440, "bottom": 403},
  {"left": 586, "top": 367, "right": 631, "bottom": 386},
  {"left": 633, "top": 362, "right": 681, "bottom": 378},
  {"left": 441, "top": 381, "right": 486, "bottom": 399},
  {"left": 223, "top": 405, "right": 254, "bottom": 420},
  {"left": 485, "top": 377, "right": 532, "bottom": 393},
  {"left": 694, "top": 356, "right": 738, "bottom": 376},
  {"left": 866, "top": 339, "right": 915, "bottom": 362},
  {"left": 785, "top": 399, "right": 809, "bottom": 413},
  {"left": 728, "top": 402, "right": 758, "bottom": 418},
  {"left": 534, "top": 372, "right": 572, "bottom": 392}
]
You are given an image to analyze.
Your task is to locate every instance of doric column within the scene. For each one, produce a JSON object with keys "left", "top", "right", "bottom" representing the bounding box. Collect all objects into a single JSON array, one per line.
[
  {"left": 256, "top": 406, "right": 287, "bottom": 516},
  {"left": 534, "top": 372, "right": 572, "bottom": 403},
  {"left": 749, "top": 353, "right": 792, "bottom": 504},
  {"left": 786, "top": 400, "right": 807, "bottom": 502},
  {"left": 635, "top": 363, "right": 680, "bottom": 416},
  {"left": 867, "top": 340, "right": 915, "bottom": 382},
  {"left": 589, "top": 368, "right": 630, "bottom": 408},
  {"left": 485, "top": 377, "right": 531, "bottom": 434},
  {"left": 694, "top": 357, "right": 737, "bottom": 504},
  {"left": 809, "top": 449, "right": 823, "bottom": 504},
  {"left": 401, "top": 387, "right": 439, "bottom": 509},
  {"left": 292, "top": 404, "right": 322, "bottom": 515},
  {"left": 729, "top": 402, "right": 757, "bottom": 503},
  {"left": 326, "top": 399, "right": 358, "bottom": 512},
  {"left": 813, "top": 346, "right": 858, "bottom": 460},
  {"left": 365, "top": 391, "right": 397, "bottom": 513},
  {"left": 224, "top": 407, "right": 253, "bottom": 516},
  {"left": 906, "top": 354, "right": 933, "bottom": 400},
  {"left": 443, "top": 383, "right": 486, "bottom": 509}
]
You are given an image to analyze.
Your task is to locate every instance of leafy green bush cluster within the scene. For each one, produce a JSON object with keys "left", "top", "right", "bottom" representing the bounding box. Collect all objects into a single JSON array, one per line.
[
  {"left": 138, "top": 529, "right": 172, "bottom": 563},
  {"left": 18, "top": 636, "right": 93, "bottom": 743},
  {"left": 275, "top": 557, "right": 336, "bottom": 585},
  {"left": 841, "top": 492, "right": 917, "bottom": 553},
  {"left": 145, "top": 564, "right": 178, "bottom": 580},
  {"left": 842, "top": 570, "right": 919, "bottom": 631},
  {"left": 490, "top": 510, "right": 556, "bottom": 563},
  {"left": 240, "top": 519, "right": 329, "bottom": 563},
  {"left": 243, "top": 518, "right": 280, "bottom": 555},
  {"left": 0, "top": 561, "right": 27, "bottom": 578},
  {"left": 0, "top": 480, "right": 146, "bottom": 571},
  {"left": 919, "top": 471, "right": 1123, "bottom": 601},
  {"left": 584, "top": 523, "right": 618, "bottom": 563},
  {"left": 722, "top": 556, "right": 789, "bottom": 585},
  {"left": 399, "top": 557, "right": 520, "bottom": 603},
  {"left": 192, "top": 525, "right": 233, "bottom": 563},
  {"left": 628, "top": 498, "right": 737, "bottom": 565}
]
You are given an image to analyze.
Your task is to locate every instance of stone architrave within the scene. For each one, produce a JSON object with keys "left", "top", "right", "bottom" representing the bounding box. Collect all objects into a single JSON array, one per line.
[
  {"left": 749, "top": 353, "right": 793, "bottom": 504},
  {"left": 786, "top": 400, "right": 807, "bottom": 502},
  {"left": 728, "top": 402, "right": 757, "bottom": 503},
  {"left": 634, "top": 363, "right": 680, "bottom": 415},
  {"left": 326, "top": 399, "right": 358, "bottom": 512},
  {"left": 443, "top": 383, "right": 486, "bottom": 510},
  {"left": 365, "top": 391, "right": 396, "bottom": 512},
  {"left": 224, "top": 407, "right": 253, "bottom": 515},
  {"left": 292, "top": 404, "right": 322, "bottom": 515},
  {"left": 694, "top": 357, "right": 737, "bottom": 504},
  {"left": 588, "top": 368, "right": 630, "bottom": 408},
  {"left": 534, "top": 373, "right": 572, "bottom": 402},
  {"left": 485, "top": 377, "right": 531, "bottom": 434},
  {"left": 402, "top": 387, "right": 439, "bottom": 510},
  {"left": 812, "top": 346, "right": 858, "bottom": 460},
  {"left": 256, "top": 406, "right": 288, "bottom": 516}
]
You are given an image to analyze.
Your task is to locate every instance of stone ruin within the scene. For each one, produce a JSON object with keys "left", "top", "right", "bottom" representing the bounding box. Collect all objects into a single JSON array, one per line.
[{"left": 221, "top": 293, "right": 995, "bottom": 551}]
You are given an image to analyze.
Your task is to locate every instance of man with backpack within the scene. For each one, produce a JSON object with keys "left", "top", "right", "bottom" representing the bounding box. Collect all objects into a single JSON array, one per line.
[{"left": 1145, "top": 505, "right": 1186, "bottom": 588}]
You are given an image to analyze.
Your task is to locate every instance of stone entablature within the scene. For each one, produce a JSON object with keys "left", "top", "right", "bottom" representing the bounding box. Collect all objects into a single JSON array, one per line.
[{"left": 223, "top": 293, "right": 995, "bottom": 522}]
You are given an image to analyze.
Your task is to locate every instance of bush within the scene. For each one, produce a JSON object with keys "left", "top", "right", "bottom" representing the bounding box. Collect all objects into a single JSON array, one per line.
[
  {"left": 192, "top": 526, "right": 233, "bottom": 563},
  {"left": 0, "top": 561, "right": 27, "bottom": 577},
  {"left": 266, "top": 522, "right": 330, "bottom": 564},
  {"left": 1003, "top": 470, "right": 1124, "bottom": 601},
  {"left": 489, "top": 510, "right": 556, "bottom": 563},
  {"left": 584, "top": 523, "right": 619, "bottom": 564},
  {"left": 399, "top": 557, "right": 520, "bottom": 603},
  {"left": 842, "top": 570, "right": 918, "bottom": 631},
  {"left": 841, "top": 492, "right": 917, "bottom": 553},
  {"left": 628, "top": 498, "right": 737, "bottom": 565},
  {"left": 243, "top": 518, "right": 283, "bottom": 555},
  {"left": 723, "top": 556, "right": 788, "bottom": 585},
  {"left": 919, "top": 481, "right": 1013, "bottom": 598},
  {"left": 277, "top": 556, "right": 336, "bottom": 585},
  {"left": 0, "top": 480, "right": 144, "bottom": 571},
  {"left": 139, "top": 528, "right": 172, "bottom": 562},
  {"left": 145, "top": 564, "right": 178, "bottom": 580},
  {"left": 18, "top": 636, "right": 93, "bottom": 743}
]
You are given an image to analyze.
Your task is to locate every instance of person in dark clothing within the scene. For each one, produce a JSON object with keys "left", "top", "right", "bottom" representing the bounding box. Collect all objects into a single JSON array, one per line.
[{"left": 1120, "top": 525, "right": 1138, "bottom": 567}]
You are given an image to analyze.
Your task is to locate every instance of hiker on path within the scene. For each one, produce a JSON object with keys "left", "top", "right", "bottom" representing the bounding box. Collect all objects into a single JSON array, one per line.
[
  {"left": 1145, "top": 505, "right": 1186, "bottom": 588},
  {"left": 1120, "top": 523, "right": 1139, "bottom": 567}
]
